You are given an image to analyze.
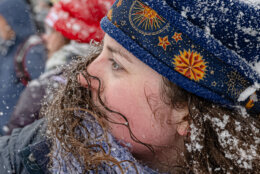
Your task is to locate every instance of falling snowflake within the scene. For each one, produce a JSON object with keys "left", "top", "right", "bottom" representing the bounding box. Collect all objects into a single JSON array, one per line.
[{"left": 173, "top": 49, "right": 207, "bottom": 81}]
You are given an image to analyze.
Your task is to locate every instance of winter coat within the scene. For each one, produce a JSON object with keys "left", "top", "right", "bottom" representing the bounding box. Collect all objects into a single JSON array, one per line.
[
  {"left": 0, "top": 0, "right": 46, "bottom": 135},
  {"left": 5, "top": 42, "right": 91, "bottom": 135},
  {"left": 14, "top": 35, "right": 46, "bottom": 85},
  {"left": 4, "top": 69, "right": 62, "bottom": 135},
  {"left": 0, "top": 119, "right": 50, "bottom": 174},
  {"left": 51, "top": 113, "right": 159, "bottom": 174},
  {"left": 0, "top": 115, "right": 159, "bottom": 174}
]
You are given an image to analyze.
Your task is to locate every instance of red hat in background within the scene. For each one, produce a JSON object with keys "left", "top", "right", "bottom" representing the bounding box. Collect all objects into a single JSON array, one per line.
[{"left": 45, "top": 0, "right": 114, "bottom": 43}]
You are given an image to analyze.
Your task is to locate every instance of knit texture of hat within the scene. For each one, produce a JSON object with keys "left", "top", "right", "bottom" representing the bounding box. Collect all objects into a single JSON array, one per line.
[
  {"left": 45, "top": 0, "right": 114, "bottom": 43},
  {"left": 100, "top": 0, "right": 260, "bottom": 114}
]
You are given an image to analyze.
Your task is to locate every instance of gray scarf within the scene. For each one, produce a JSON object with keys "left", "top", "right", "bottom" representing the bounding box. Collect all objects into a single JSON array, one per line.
[{"left": 51, "top": 112, "right": 161, "bottom": 174}]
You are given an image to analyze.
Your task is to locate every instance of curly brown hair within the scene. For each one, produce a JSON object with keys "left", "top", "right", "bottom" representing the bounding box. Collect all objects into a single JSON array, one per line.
[
  {"left": 45, "top": 45, "right": 141, "bottom": 173},
  {"left": 45, "top": 45, "right": 260, "bottom": 174},
  {"left": 163, "top": 78, "right": 260, "bottom": 173}
]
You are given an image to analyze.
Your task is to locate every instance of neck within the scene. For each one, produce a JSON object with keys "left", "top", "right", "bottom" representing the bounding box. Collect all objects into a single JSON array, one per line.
[{"left": 134, "top": 135, "right": 185, "bottom": 173}]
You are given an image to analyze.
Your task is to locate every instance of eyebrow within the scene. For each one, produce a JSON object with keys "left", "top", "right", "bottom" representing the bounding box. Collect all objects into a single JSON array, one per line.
[{"left": 107, "top": 45, "right": 133, "bottom": 63}]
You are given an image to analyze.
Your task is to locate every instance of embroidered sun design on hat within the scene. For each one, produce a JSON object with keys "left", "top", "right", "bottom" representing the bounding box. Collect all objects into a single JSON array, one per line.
[
  {"left": 173, "top": 49, "right": 207, "bottom": 81},
  {"left": 226, "top": 71, "right": 250, "bottom": 98},
  {"left": 129, "top": 0, "right": 169, "bottom": 35}
]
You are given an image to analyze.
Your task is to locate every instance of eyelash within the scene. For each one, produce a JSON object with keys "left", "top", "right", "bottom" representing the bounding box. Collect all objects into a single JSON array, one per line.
[{"left": 109, "top": 58, "right": 124, "bottom": 71}]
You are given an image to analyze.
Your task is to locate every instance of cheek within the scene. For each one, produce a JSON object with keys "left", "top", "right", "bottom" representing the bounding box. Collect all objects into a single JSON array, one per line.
[
  {"left": 104, "top": 82, "right": 177, "bottom": 154},
  {"left": 53, "top": 37, "right": 64, "bottom": 50},
  {"left": 47, "top": 35, "right": 55, "bottom": 49},
  {"left": 48, "top": 34, "right": 65, "bottom": 51},
  {"left": 105, "top": 82, "right": 139, "bottom": 121}
]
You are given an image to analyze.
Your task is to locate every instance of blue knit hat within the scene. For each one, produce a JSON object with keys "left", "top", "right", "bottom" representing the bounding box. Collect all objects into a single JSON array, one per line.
[{"left": 100, "top": 0, "right": 260, "bottom": 114}]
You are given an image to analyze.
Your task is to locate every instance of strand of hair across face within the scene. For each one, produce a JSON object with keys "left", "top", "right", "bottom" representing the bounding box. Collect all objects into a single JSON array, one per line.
[{"left": 81, "top": 71, "right": 155, "bottom": 154}]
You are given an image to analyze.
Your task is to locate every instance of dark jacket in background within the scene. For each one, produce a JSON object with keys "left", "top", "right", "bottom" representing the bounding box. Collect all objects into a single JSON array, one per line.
[
  {"left": 0, "top": 119, "right": 50, "bottom": 174},
  {"left": 0, "top": 0, "right": 46, "bottom": 135},
  {"left": 5, "top": 42, "right": 91, "bottom": 135},
  {"left": 5, "top": 69, "right": 63, "bottom": 135}
]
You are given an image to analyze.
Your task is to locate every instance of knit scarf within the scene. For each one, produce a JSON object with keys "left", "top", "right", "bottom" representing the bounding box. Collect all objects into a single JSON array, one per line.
[{"left": 51, "top": 112, "right": 161, "bottom": 174}]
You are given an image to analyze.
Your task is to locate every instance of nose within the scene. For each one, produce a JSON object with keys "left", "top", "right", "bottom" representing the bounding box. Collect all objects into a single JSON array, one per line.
[
  {"left": 42, "top": 34, "right": 50, "bottom": 50},
  {"left": 79, "top": 57, "right": 103, "bottom": 90},
  {"left": 88, "top": 58, "right": 103, "bottom": 90},
  {"left": 42, "top": 33, "right": 49, "bottom": 44},
  {"left": 42, "top": 32, "right": 47, "bottom": 40}
]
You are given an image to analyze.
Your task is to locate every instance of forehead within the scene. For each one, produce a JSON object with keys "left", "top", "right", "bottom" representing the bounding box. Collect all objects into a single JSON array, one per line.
[
  {"left": 103, "top": 34, "right": 162, "bottom": 78},
  {"left": 104, "top": 34, "right": 124, "bottom": 49},
  {"left": 104, "top": 34, "right": 137, "bottom": 62}
]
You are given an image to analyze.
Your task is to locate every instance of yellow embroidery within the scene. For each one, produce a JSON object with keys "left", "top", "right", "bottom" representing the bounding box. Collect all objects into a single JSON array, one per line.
[
  {"left": 173, "top": 49, "right": 207, "bottom": 81},
  {"left": 131, "top": 1, "right": 166, "bottom": 30},
  {"left": 172, "top": 32, "right": 182, "bottom": 42},
  {"left": 107, "top": 9, "right": 113, "bottom": 21},
  {"left": 114, "top": 21, "right": 119, "bottom": 27},
  {"left": 245, "top": 92, "right": 257, "bottom": 109},
  {"left": 158, "top": 36, "right": 171, "bottom": 51},
  {"left": 226, "top": 71, "right": 250, "bottom": 97},
  {"left": 246, "top": 99, "right": 254, "bottom": 109},
  {"left": 129, "top": 0, "right": 169, "bottom": 35},
  {"left": 211, "top": 81, "right": 217, "bottom": 87},
  {"left": 117, "top": 0, "right": 123, "bottom": 7}
]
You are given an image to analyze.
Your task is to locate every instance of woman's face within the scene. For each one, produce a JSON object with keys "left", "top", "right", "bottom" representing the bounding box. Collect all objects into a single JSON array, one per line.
[
  {"left": 79, "top": 34, "right": 184, "bottom": 158},
  {"left": 0, "top": 15, "right": 15, "bottom": 40},
  {"left": 42, "top": 27, "right": 68, "bottom": 59}
]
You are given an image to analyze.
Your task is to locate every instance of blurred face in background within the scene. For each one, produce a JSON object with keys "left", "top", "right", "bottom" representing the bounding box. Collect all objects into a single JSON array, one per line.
[
  {"left": 0, "top": 15, "right": 15, "bottom": 40},
  {"left": 42, "top": 25, "right": 69, "bottom": 58}
]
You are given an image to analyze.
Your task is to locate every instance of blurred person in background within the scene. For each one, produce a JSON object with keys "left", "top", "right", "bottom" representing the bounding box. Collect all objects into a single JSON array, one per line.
[
  {"left": 26, "top": 0, "right": 53, "bottom": 33},
  {"left": 4, "top": 0, "right": 112, "bottom": 135},
  {"left": 0, "top": 0, "right": 47, "bottom": 135}
]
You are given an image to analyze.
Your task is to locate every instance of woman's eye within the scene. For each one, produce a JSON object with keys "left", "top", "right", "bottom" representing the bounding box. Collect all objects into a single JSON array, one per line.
[
  {"left": 112, "top": 61, "right": 120, "bottom": 70},
  {"left": 109, "top": 58, "right": 123, "bottom": 71}
]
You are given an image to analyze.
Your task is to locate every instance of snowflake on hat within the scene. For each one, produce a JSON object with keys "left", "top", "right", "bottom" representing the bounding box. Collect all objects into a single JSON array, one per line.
[{"left": 45, "top": 0, "right": 114, "bottom": 43}]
